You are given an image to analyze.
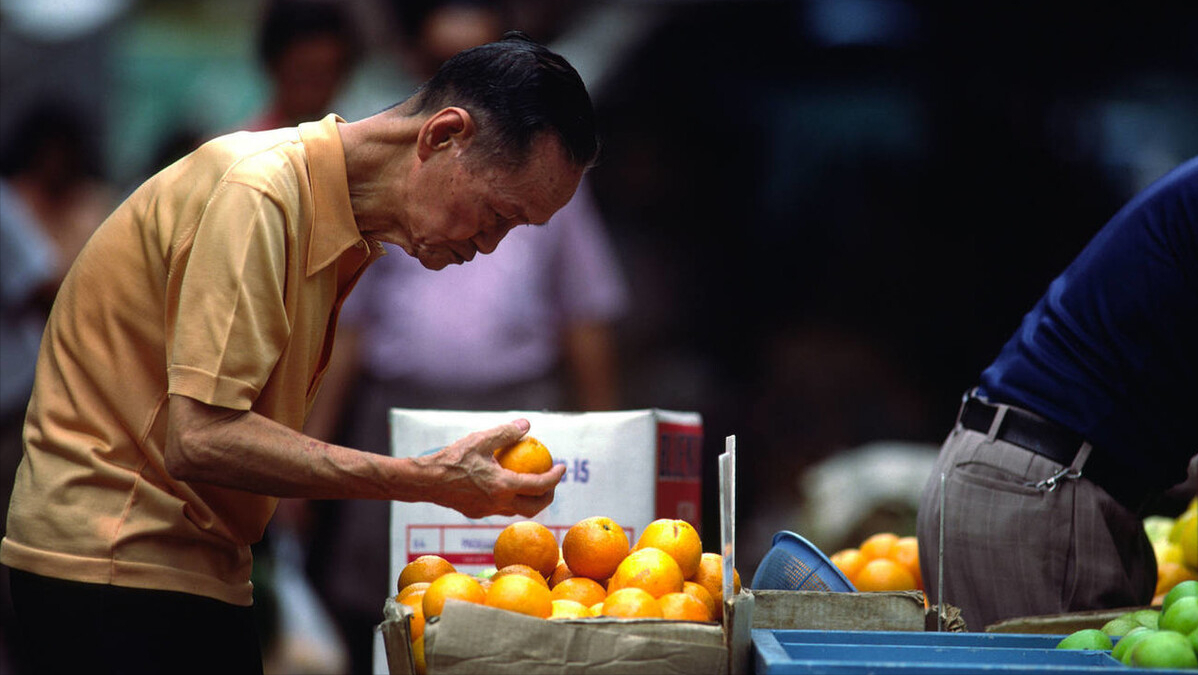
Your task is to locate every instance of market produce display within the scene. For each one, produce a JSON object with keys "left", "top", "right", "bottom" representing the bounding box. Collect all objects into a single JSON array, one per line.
[
  {"left": 1146, "top": 497, "right": 1198, "bottom": 605},
  {"left": 1056, "top": 580, "right": 1198, "bottom": 670},
  {"left": 829, "top": 532, "right": 924, "bottom": 592},
  {"left": 393, "top": 516, "right": 739, "bottom": 673}
]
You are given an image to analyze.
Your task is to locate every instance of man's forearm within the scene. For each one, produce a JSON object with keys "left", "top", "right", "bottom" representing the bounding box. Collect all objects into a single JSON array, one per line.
[{"left": 165, "top": 394, "right": 429, "bottom": 500}]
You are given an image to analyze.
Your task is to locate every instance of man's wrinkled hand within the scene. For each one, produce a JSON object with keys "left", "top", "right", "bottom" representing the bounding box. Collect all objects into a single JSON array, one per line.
[{"left": 415, "top": 419, "right": 567, "bottom": 519}]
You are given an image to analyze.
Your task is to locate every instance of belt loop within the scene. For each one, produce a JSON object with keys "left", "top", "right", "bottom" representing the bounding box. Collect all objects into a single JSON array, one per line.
[
  {"left": 1069, "top": 442, "right": 1092, "bottom": 475},
  {"left": 986, "top": 405, "right": 1008, "bottom": 443}
]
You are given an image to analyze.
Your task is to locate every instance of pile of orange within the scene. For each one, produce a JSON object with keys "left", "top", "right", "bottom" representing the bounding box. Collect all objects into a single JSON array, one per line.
[
  {"left": 394, "top": 517, "right": 741, "bottom": 633},
  {"left": 829, "top": 532, "right": 923, "bottom": 593}
]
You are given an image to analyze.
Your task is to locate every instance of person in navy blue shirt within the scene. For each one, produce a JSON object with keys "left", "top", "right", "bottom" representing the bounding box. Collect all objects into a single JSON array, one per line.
[{"left": 918, "top": 156, "right": 1198, "bottom": 630}]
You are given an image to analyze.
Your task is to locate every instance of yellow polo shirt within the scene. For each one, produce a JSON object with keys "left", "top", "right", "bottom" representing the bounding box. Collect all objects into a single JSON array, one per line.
[{"left": 1, "top": 114, "right": 383, "bottom": 606}]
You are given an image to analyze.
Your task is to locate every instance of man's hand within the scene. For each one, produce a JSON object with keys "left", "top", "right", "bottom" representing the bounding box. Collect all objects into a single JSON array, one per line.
[{"left": 414, "top": 419, "right": 567, "bottom": 518}]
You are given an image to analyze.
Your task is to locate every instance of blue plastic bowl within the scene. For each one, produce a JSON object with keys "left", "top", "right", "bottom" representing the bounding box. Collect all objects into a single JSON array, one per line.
[{"left": 751, "top": 530, "right": 857, "bottom": 592}]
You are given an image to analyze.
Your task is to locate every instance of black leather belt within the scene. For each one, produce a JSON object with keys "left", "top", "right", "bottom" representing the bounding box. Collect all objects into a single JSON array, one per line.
[{"left": 958, "top": 394, "right": 1151, "bottom": 510}]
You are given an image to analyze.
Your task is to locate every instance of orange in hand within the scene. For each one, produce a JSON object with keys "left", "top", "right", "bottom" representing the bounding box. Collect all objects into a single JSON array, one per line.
[
  {"left": 562, "top": 516, "right": 629, "bottom": 581},
  {"left": 608, "top": 546, "right": 684, "bottom": 598},
  {"left": 485, "top": 573, "right": 554, "bottom": 619},
  {"left": 494, "top": 521, "right": 560, "bottom": 579},
  {"left": 634, "top": 518, "right": 703, "bottom": 579},
  {"left": 494, "top": 436, "right": 554, "bottom": 474}
]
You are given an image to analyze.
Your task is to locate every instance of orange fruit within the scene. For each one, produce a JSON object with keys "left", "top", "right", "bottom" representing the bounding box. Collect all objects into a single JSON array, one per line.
[
  {"left": 562, "top": 516, "right": 630, "bottom": 581},
  {"left": 492, "top": 564, "right": 550, "bottom": 588},
  {"left": 691, "top": 552, "right": 741, "bottom": 620},
  {"left": 682, "top": 581, "right": 717, "bottom": 620},
  {"left": 494, "top": 436, "right": 554, "bottom": 474},
  {"left": 398, "top": 555, "right": 457, "bottom": 594},
  {"left": 400, "top": 592, "right": 427, "bottom": 641},
  {"left": 854, "top": 558, "right": 917, "bottom": 592},
  {"left": 485, "top": 573, "right": 553, "bottom": 619},
  {"left": 887, "top": 536, "right": 922, "bottom": 590},
  {"left": 608, "top": 546, "right": 684, "bottom": 598},
  {"left": 1157, "top": 561, "right": 1198, "bottom": 597},
  {"left": 423, "top": 572, "right": 486, "bottom": 618},
  {"left": 494, "top": 520, "right": 560, "bottom": 579},
  {"left": 859, "top": 532, "right": 900, "bottom": 561},
  {"left": 830, "top": 548, "right": 867, "bottom": 583},
  {"left": 412, "top": 635, "right": 426, "bottom": 675},
  {"left": 549, "top": 599, "right": 593, "bottom": 619},
  {"left": 601, "top": 587, "right": 663, "bottom": 618},
  {"left": 548, "top": 561, "right": 575, "bottom": 588},
  {"left": 659, "top": 591, "right": 712, "bottom": 621},
  {"left": 551, "top": 576, "right": 608, "bottom": 608},
  {"left": 396, "top": 581, "right": 431, "bottom": 603},
  {"left": 634, "top": 518, "right": 703, "bottom": 579}
]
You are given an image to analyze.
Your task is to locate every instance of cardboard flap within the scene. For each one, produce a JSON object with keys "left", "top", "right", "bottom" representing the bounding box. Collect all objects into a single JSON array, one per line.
[
  {"left": 425, "top": 601, "right": 728, "bottom": 675},
  {"left": 751, "top": 590, "right": 926, "bottom": 632}
]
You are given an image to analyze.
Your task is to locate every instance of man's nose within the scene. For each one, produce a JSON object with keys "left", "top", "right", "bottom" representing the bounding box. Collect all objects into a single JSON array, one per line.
[{"left": 474, "top": 223, "right": 515, "bottom": 255}]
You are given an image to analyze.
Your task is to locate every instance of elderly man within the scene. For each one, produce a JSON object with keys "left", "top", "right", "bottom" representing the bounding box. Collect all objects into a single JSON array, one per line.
[{"left": 2, "top": 33, "right": 594, "bottom": 674}]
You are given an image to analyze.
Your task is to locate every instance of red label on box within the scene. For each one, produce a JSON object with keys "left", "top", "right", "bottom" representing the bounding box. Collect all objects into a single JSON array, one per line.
[{"left": 656, "top": 420, "right": 704, "bottom": 529}]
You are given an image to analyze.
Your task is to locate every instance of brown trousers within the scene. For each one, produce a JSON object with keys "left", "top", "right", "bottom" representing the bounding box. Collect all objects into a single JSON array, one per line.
[{"left": 916, "top": 409, "right": 1156, "bottom": 631}]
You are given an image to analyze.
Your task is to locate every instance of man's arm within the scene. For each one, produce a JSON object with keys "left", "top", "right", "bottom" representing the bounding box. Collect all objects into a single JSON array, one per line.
[{"left": 164, "top": 394, "right": 565, "bottom": 518}]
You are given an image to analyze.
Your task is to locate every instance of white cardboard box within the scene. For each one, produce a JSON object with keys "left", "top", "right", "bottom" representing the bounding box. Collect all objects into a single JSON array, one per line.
[{"left": 386, "top": 408, "right": 704, "bottom": 583}]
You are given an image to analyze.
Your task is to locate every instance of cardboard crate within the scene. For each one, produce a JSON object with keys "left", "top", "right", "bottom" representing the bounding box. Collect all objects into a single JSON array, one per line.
[
  {"left": 381, "top": 591, "right": 754, "bottom": 675},
  {"left": 374, "top": 408, "right": 704, "bottom": 673}
]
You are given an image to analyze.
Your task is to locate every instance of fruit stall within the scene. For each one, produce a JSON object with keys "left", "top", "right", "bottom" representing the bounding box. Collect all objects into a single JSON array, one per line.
[{"left": 374, "top": 416, "right": 1198, "bottom": 674}]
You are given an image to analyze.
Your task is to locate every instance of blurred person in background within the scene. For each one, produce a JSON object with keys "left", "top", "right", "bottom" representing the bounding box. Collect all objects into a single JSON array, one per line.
[
  {"left": 0, "top": 99, "right": 112, "bottom": 674},
  {"left": 244, "top": 0, "right": 362, "bottom": 132},
  {"left": 299, "top": 4, "right": 629, "bottom": 672},
  {"left": 918, "top": 156, "right": 1198, "bottom": 631},
  {"left": 1, "top": 34, "right": 595, "bottom": 674}
]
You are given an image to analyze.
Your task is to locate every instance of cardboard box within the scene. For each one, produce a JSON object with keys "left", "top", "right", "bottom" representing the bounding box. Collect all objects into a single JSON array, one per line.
[
  {"left": 386, "top": 408, "right": 703, "bottom": 580},
  {"left": 381, "top": 590, "right": 754, "bottom": 675},
  {"left": 376, "top": 408, "right": 705, "bottom": 674}
]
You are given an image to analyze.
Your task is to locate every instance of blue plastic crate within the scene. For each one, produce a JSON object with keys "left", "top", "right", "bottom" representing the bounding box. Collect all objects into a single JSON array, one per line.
[{"left": 752, "top": 629, "right": 1191, "bottom": 674}]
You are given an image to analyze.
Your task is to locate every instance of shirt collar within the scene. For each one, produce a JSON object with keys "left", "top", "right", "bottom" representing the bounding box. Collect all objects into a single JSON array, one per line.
[{"left": 299, "top": 114, "right": 382, "bottom": 275}]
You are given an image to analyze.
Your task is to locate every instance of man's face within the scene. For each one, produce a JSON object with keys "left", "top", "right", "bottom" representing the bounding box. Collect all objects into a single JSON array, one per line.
[{"left": 398, "top": 133, "right": 585, "bottom": 270}]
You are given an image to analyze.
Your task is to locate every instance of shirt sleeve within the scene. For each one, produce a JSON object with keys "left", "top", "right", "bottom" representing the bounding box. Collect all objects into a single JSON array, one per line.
[{"left": 167, "top": 179, "right": 291, "bottom": 410}]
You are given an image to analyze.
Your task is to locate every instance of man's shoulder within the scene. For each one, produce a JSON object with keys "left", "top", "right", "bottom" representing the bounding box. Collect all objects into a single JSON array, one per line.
[{"left": 195, "top": 128, "right": 308, "bottom": 195}]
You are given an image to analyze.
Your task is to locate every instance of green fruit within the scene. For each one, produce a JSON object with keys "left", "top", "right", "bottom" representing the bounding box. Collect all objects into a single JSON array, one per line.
[
  {"left": 1162, "top": 579, "right": 1198, "bottom": 615},
  {"left": 1100, "top": 616, "right": 1139, "bottom": 638},
  {"left": 1131, "top": 608, "right": 1160, "bottom": 629},
  {"left": 1188, "top": 627, "right": 1198, "bottom": 655},
  {"left": 1112, "top": 627, "right": 1153, "bottom": 664},
  {"left": 1160, "top": 595, "right": 1198, "bottom": 635},
  {"left": 1128, "top": 630, "right": 1198, "bottom": 669},
  {"left": 1055, "top": 628, "right": 1113, "bottom": 651}
]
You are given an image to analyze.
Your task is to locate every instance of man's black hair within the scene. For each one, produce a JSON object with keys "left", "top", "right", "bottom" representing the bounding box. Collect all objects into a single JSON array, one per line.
[{"left": 410, "top": 31, "right": 598, "bottom": 168}]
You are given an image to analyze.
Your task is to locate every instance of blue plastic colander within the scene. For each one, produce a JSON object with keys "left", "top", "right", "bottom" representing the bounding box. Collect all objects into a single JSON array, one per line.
[{"left": 751, "top": 530, "right": 857, "bottom": 592}]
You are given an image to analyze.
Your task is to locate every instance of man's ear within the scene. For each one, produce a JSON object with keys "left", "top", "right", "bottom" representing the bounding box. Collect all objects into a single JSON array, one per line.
[{"left": 416, "top": 107, "right": 476, "bottom": 161}]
